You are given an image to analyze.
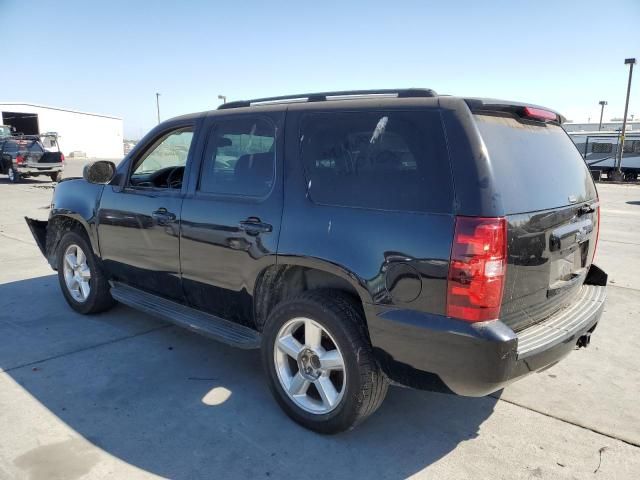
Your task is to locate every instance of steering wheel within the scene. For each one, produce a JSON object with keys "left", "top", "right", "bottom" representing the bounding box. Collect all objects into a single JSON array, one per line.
[{"left": 166, "top": 166, "right": 184, "bottom": 189}]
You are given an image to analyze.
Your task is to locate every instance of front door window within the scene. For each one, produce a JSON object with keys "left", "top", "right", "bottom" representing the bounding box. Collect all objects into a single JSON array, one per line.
[{"left": 130, "top": 128, "right": 194, "bottom": 189}]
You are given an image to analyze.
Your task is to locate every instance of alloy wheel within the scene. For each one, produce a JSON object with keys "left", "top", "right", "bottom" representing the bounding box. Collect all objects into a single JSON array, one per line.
[
  {"left": 63, "top": 244, "right": 92, "bottom": 302},
  {"left": 274, "top": 317, "right": 346, "bottom": 414}
]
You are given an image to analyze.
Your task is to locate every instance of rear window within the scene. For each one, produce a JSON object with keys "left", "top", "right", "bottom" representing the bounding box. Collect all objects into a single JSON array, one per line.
[
  {"left": 474, "top": 114, "right": 597, "bottom": 213},
  {"left": 3, "top": 141, "right": 18, "bottom": 153},
  {"left": 300, "top": 110, "right": 452, "bottom": 213},
  {"left": 26, "top": 141, "right": 45, "bottom": 153},
  {"left": 14, "top": 140, "right": 44, "bottom": 154}
]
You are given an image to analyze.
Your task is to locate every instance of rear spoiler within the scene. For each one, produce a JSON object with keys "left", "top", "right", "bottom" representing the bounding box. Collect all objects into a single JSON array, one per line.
[{"left": 464, "top": 98, "right": 566, "bottom": 124}]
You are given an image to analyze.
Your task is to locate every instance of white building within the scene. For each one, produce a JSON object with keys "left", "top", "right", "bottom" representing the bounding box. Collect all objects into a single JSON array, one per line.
[{"left": 0, "top": 103, "right": 123, "bottom": 159}]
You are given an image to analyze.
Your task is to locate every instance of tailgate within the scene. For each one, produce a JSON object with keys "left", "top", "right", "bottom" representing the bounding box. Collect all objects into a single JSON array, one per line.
[
  {"left": 19, "top": 140, "right": 61, "bottom": 165},
  {"left": 501, "top": 203, "right": 599, "bottom": 331},
  {"left": 473, "top": 111, "right": 600, "bottom": 331},
  {"left": 34, "top": 151, "right": 63, "bottom": 165}
]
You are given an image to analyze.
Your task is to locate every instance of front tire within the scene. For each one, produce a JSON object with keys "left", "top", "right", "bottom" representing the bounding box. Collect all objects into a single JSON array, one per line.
[
  {"left": 57, "top": 230, "right": 115, "bottom": 314},
  {"left": 262, "top": 290, "right": 388, "bottom": 434}
]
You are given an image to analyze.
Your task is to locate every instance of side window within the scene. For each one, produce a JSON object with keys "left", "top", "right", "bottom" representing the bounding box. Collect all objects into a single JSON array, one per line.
[
  {"left": 623, "top": 140, "right": 640, "bottom": 154},
  {"left": 300, "top": 110, "right": 452, "bottom": 213},
  {"left": 130, "top": 127, "right": 194, "bottom": 189},
  {"left": 592, "top": 142, "right": 613, "bottom": 154},
  {"left": 199, "top": 117, "right": 275, "bottom": 197}
]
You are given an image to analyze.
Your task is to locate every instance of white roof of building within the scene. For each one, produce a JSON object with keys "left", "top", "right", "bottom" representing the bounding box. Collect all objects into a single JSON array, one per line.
[{"left": 0, "top": 102, "right": 121, "bottom": 120}]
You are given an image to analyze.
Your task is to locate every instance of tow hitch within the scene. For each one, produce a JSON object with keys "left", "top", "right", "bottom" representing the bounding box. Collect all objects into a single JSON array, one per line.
[{"left": 576, "top": 332, "right": 591, "bottom": 349}]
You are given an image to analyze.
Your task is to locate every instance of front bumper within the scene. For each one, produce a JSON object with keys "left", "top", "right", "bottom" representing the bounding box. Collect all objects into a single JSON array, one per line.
[
  {"left": 25, "top": 217, "right": 48, "bottom": 258},
  {"left": 367, "top": 267, "right": 607, "bottom": 397}
]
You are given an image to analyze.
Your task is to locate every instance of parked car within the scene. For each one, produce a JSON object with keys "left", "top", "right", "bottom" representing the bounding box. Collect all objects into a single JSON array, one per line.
[
  {"left": 1, "top": 135, "right": 64, "bottom": 183},
  {"left": 26, "top": 89, "right": 607, "bottom": 433}
]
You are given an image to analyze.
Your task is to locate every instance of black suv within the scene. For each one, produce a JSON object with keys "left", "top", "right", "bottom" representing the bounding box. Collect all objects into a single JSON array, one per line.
[{"left": 26, "top": 89, "right": 607, "bottom": 433}]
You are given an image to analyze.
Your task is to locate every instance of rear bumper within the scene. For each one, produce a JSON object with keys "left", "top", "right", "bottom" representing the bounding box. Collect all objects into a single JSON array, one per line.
[
  {"left": 367, "top": 269, "right": 607, "bottom": 396},
  {"left": 15, "top": 163, "right": 64, "bottom": 175},
  {"left": 17, "top": 164, "right": 63, "bottom": 175}
]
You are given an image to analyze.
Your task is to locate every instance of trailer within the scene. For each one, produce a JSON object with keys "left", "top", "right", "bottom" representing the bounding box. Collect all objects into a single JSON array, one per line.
[{"left": 568, "top": 130, "right": 640, "bottom": 181}]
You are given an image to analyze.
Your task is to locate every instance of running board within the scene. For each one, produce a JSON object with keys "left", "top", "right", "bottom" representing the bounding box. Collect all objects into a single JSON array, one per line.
[{"left": 110, "top": 282, "right": 261, "bottom": 349}]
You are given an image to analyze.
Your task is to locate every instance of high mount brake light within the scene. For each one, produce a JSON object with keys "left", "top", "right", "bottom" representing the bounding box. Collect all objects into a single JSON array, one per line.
[
  {"left": 446, "top": 217, "right": 507, "bottom": 322},
  {"left": 522, "top": 106, "right": 558, "bottom": 122}
]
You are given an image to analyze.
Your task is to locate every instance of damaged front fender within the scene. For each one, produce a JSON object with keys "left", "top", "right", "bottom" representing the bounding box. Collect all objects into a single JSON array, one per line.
[{"left": 25, "top": 217, "right": 48, "bottom": 259}]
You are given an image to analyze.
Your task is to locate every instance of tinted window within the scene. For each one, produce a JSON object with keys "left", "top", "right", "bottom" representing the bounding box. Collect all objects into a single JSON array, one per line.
[
  {"left": 300, "top": 110, "right": 452, "bottom": 213},
  {"left": 623, "top": 140, "right": 640, "bottom": 154},
  {"left": 592, "top": 142, "right": 613, "bottom": 153},
  {"left": 26, "top": 141, "right": 44, "bottom": 154},
  {"left": 199, "top": 117, "right": 275, "bottom": 197},
  {"left": 4, "top": 141, "right": 18, "bottom": 153},
  {"left": 474, "top": 114, "right": 597, "bottom": 213}
]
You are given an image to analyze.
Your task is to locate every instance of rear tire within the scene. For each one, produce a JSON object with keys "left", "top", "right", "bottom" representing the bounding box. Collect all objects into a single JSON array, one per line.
[
  {"left": 262, "top": 290, "right": 388, "bottom": 434},
  {"left": 57, "top": 230, "right": 115, "bottom": 314},
  {"left": 50, "top": 172, "right": 62, "bottom": 182},
  {"left": 8, "top": 167, "right": 20, "bottom": 183}
]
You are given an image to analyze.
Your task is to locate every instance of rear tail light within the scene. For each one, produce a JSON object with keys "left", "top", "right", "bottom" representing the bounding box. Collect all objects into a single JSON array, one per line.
[
  {"left": 521, "top": 106, "right": 558, "bottom": 122},
  {"left": 60, "top": 153, "right": 65, "bottom": 163},
  {"left": 16, "top": 155, "right": 24, "bottom": 165},
  {"left": 446, "top": 216, "right": 507, "bottom": 322}
]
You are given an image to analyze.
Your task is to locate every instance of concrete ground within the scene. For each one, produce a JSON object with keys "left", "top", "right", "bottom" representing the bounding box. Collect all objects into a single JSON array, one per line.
[{"left": 0, "top": 166, "right": 639, "bottom": 479}]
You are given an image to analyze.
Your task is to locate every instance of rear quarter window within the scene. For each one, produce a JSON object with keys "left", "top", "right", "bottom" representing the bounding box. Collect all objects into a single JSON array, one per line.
[
  {"left": 474, "top": 114, "right": 598, "bottom": 214},
  {"left": 300, "top": 110, "right": 453, "bottom": 213}
]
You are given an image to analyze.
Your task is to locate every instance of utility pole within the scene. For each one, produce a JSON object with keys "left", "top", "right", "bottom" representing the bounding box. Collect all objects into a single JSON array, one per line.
[
  {"left": 614, "top": 58, "right": 636, "bottom": 180},
  {"left": 218, "top": 94, "right": 227, "bottom": 104},
  {"left": 156, "top": 92, "right": 161, "bottom": 124},
  {"left": 598, "top": 101, "right": 607, "bottom": 131}
]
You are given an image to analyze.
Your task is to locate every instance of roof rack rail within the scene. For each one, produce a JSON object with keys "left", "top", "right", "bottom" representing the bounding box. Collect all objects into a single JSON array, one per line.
[
  {"left": 6, "top": 134, "right": 42, "bottom": 140},
  {"left": 218, "top": 88, "right": 437, "bottom": 110}
]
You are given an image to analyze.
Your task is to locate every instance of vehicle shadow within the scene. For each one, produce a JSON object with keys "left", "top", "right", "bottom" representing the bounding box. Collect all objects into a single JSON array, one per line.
[
  {"left": 1, "top": 275, "right": 499, "bottom": 480},
  {"left": 0, "top": 176, "right": 54, "bottom": 185}
]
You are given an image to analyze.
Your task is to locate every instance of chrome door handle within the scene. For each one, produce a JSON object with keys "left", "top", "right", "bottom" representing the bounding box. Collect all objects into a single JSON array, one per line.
[
  {"left": 238, "top": 217, "right": 272, "bottom": 235},
  {"left": 152, "top": 208, "right": 176, "bottom": 225}
]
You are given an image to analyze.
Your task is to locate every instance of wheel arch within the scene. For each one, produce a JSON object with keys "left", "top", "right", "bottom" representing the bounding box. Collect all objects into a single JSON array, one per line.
[
  {"left": 253, "top": 260, "right": 370, "bottom": 332},
  {"left": 46, "top": 214, "right": 99, "bottom": 270}
]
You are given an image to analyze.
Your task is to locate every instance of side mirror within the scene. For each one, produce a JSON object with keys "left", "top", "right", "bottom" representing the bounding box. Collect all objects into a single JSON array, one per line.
[{"left": 83, "top": 161, "right": 116, "bottom": 184}]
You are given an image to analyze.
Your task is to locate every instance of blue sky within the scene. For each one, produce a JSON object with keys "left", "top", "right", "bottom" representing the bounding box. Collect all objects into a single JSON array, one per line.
[{"left": 1, "top": 0, "right": 638, "bottom": 138}]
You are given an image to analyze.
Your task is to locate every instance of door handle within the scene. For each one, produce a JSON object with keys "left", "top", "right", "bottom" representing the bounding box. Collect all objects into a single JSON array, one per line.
[
  {"left": 239, "top": 217, "right": 272, "bottom": 235},
  {"left": 152, "top": 208, "right": 176, "bottom": 225}
]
